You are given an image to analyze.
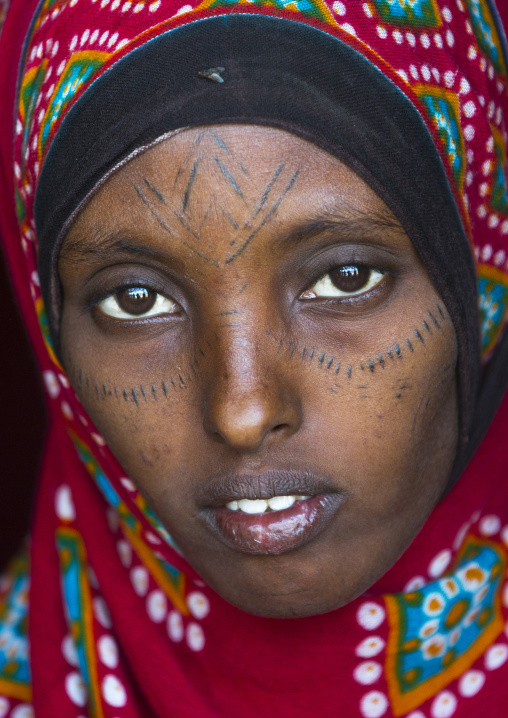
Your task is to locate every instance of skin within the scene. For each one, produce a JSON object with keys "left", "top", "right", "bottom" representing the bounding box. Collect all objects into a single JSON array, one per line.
[{"left": 59, "top": 125, "right": 458, "bottom": 618}]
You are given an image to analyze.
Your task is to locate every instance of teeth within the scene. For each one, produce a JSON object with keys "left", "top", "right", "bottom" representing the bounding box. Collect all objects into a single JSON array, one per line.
[
  {"left": 225, "top": 495, "right": 310, "bottom": 514},
  {"left": 268, "top": 495, "right": 295, "bottom": 511},
  {"left": 237, "top": 499, "right": 268, "bottom": 514}
]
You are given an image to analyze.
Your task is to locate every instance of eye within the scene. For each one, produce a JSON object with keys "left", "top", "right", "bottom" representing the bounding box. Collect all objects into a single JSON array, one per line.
[
  {"left": 300, "top": 265, "right": 385, "bottom": 300},
  {"left": 97, "top": 287, "right": 178, "bottom": 320}
]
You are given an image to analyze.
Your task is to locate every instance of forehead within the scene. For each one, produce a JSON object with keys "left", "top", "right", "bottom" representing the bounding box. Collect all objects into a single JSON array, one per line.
[
  {"left": 64, "top": 124, "right": 415, "bottom": 276},
  {"left": 74, "top": 125, "right": 393, "bottom": 220}
]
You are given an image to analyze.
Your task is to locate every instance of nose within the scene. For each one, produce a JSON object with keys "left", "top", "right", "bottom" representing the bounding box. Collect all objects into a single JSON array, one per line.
[{"left": 202, "top": 334, "right": 302, "bottom": 453}]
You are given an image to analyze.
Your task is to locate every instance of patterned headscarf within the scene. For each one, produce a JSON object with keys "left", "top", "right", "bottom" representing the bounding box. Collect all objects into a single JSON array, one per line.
[{"left": 1, "top": 1, "right": 508, "bottom": 717}]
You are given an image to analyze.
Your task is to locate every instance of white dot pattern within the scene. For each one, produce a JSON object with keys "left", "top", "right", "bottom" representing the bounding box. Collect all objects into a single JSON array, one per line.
[
  {"left": 357, "top": 602, "right": 385, "bottom": 630},
  {"left": 360, "top": 690, "right": 388, "bottom": 717}
]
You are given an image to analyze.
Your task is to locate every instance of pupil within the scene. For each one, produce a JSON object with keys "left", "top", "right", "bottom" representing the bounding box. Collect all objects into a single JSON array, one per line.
[
  {"left": 329, "top": 265, "right": 370, "bottom": 293},
  {"left": 117, "top": 287, "right": 156, "bottom": 315}
]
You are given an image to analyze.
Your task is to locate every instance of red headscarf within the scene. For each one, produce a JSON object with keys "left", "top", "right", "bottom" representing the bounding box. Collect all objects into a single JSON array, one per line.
[{"left": 1, "top": 1, "right": 508, "bottom": 716}]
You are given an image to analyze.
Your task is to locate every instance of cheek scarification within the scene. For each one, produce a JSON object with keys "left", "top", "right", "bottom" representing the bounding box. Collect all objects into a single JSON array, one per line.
[
  {"left": 266, "top": 303, "right": 449, "bottom": 400},
  {"left": 63, "top": 304, "right": 450, "bottom": 414}
]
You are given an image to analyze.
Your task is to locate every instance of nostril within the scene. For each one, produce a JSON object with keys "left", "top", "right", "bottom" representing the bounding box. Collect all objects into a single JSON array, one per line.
[{"left": 272, "top": 423, "right": 288, "bottom": 434}]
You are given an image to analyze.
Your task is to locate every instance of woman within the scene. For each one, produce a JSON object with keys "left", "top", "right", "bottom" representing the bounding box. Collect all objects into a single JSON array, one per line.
[{"left": 0, "top": 0, "right": 508, "bottom": 715}]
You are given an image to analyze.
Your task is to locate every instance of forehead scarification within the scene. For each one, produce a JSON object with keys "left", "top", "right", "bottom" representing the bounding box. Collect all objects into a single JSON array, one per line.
[{"left": 128, "top": 127, "right": 304, "bottom": 268}]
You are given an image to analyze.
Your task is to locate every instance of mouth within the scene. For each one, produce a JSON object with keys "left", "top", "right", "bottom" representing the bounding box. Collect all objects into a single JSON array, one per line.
[{"left": 198, "top": 470, "right": 344, "bottom": 555}]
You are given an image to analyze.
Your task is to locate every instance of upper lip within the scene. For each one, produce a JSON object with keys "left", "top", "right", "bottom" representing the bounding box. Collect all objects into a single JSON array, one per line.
[{"left": 196, "top": 469, "right": 341, "bottom": 508}]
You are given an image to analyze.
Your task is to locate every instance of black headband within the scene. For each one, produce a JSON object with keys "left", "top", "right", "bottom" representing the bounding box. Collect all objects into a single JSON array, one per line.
[{"left": 35, "top": 13, "right": 483, "bottom": 462}]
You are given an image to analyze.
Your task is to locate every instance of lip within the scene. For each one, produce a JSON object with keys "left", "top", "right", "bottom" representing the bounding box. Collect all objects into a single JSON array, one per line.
[{"left": 198, "top": 470, "right": 344, "bottom": 555}]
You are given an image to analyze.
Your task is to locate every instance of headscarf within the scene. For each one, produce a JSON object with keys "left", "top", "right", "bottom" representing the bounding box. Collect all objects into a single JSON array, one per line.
[{"left": 1, "top": 0, "right": 508, "bottom": 716}]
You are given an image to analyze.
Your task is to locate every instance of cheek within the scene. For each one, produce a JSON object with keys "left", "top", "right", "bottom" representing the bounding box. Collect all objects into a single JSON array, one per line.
[
  {"left": 300, "top": 317, "right": 458, "bottom": 525},
  {"left": 60, "top": 315, "right": 209, "bottom": 489}
]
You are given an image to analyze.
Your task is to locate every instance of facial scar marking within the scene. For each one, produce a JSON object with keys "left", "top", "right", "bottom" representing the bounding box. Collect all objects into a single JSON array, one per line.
[
  {"left": 152, "top": 385, "right": 158, "bottom": 400},
  {"left": 95, "top": 382, "right": 100, "bottom": 399},
  {"left": 132, "top": 388, "right": 139, "bottom": 407},
  {"left": 253, "top": 162, "right": 285, "bottom": 217},
  {"left": 335, "top": 361, "right": 341, "bottom": 374},
  {"left": 172, "top": 209, "right": 201, "bottom": 242},
  {"left": 238, "top": 282, "right": 248, "bottom": 295},
  {"left": 181, "top": 237, "right": 220, "bottom": 268},
  {"left": 387, "top": 348, "right": 394, "bottom": 360},
  {"left": 348, "top": 365, "right": 352, "bottom": 378},
  {"left": 123, "top": 389, "right": 129, "bottom": 401},
  {"left": 210, "top": 132, "right": 232, "bottom": 155},
  {"left": 422, "top": 320, "right": 432, "bottom": 334},
  {"left": 394, "top": 344, "right": 402, "bottom": 359},
  {"left": 114, "top": 386, "right": 119, "bottom": 399},
  {"left": 414, "top": 328, "right": 424, "bottom": 344},
  {"left": 405, "top": 338, "right": 414, "bottom": 353},
  {"left": 223, "top": 210, "right": 239, "bottom": 229},
  {"left": 182, "top": 155, "right": 202, "bottom": 213},
  {"left": 226, "top": 166, "right": 301, "bottom": 264},
  {"left": 437, "top": 304, "right": 445, "bottom": 320},
  {"left": 319, "top": 352, "right": 325, "bottom": 365},
  {"left": 378, "top": 354, "right": 385, "bottom": 368},
  {"left": 428, "top": 310, "right": 441, "bottom": 329},
  {"left": 219, "top": 309, "right": 244, "bottom": 316},
  {"left": 214, "top": 157, "right": 245, "bottom": 200},
  {"left": 162, "top": 381, "right": 168, "bottom": 397},
  {"left": 179, "top": 374, "right": 187, "bottom": 388},
  {"left": 327, "top": 357, "right": 334, "bottom": 369},
  {"left": 369, "top": 359, "right": 375, "bottom": 372},
  {"left": 140, "top": 386, "right": 147, "bottom": 401},
  {"left": 301, "top": 345, "right": 307, "bottom": 359},
  {"left": 144, "top": 178, "right": 166, "bottom": 204},
  {"left": 173, "top": 132, "right": 204, "bottom": 186},
  {"left": 134, "top": 185, "right": 177, "bottom": 236},
  {"left": 103, "top": 383, "right": 108, "bottom": 396},
  {"left": 309, "top": 347, "right": 314, "bottom": 361}
]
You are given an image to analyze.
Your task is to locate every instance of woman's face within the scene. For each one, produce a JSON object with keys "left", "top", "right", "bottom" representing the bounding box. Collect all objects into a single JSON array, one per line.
[{"left": 59, "top": 125, "right": 458, "bottom": 618}]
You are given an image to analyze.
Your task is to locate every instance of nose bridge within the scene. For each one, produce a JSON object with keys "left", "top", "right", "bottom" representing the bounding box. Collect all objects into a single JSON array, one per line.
[{"left": 202, "top": 313, "right": 301, "bottom": 452}]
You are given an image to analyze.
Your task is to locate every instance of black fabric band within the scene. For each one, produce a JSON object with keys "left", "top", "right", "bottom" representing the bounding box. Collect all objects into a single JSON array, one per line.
[{"left": 35, "top": 13, "right": 480, "bottom": 459}]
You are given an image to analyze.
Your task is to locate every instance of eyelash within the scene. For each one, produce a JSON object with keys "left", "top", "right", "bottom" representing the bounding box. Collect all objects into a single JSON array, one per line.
[{"left": 91, "top": 263, "right": 387, "bottom": 322}]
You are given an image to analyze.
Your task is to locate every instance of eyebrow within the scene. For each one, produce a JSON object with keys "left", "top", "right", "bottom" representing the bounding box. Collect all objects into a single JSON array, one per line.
[
  {"left": 60, "top": 207, "right": 405, "bottom": 264},
  {"left": 280, "top": 207, "right": 405, "bottom": 248},
  {"left": 60, "top": 227, "right": 173, "bottom": 263}
]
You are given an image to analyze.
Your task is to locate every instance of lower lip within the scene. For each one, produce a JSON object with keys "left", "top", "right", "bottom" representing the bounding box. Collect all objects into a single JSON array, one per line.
[{"left": 202, "top": 494, "right": 342, "bottom": 555}]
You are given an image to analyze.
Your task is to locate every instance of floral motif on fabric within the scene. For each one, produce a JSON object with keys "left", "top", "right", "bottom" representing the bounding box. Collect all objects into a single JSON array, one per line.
[
  {"left": 35, "top": 298, "right": 60, "bottom": 367},
  {"left": 39, "top": 51, "right": 110, "bottom": 160},
  {"left": 490, "top": 125, "right": 508, "bottom": 214},
  {"left": 198, "top": 0, "right": 337, "bottom": 26},
  {"left": 71, "top": 435, "right": 188, "bottom": 613},
  {"left": 414, "top": 86, "right": 465, "bottom": 191},
  {"left": 56, "top": 528, "right": 104, "bottom": 717},
  {"left": 464, "top": 0, "right": 506, "bottom": 76},
  {"left": 384, "top": 536, "right": 506, "bottom": 716},
  {"left": 371, "top": 0, "right": 442, "bottom": 28},
  {"left": 19, "top": 61, "right": 48, "bottom": 165},
  {"left": 478, "top": 264, "right": 508, "bottom": 356},
  {"left": 72, "top": 434, "right": 177, "bottom": 547},
  {"left": 0, "top": 551, "right": 31, "bottom": 703}
]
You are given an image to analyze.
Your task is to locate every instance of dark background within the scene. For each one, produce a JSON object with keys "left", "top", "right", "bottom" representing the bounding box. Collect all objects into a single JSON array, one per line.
[
  {"left": 0, "top": 249, "right": 45, "bottom": 571},
  {"left": 1, "top": 4, "right": 508, "bottom": 571}
]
